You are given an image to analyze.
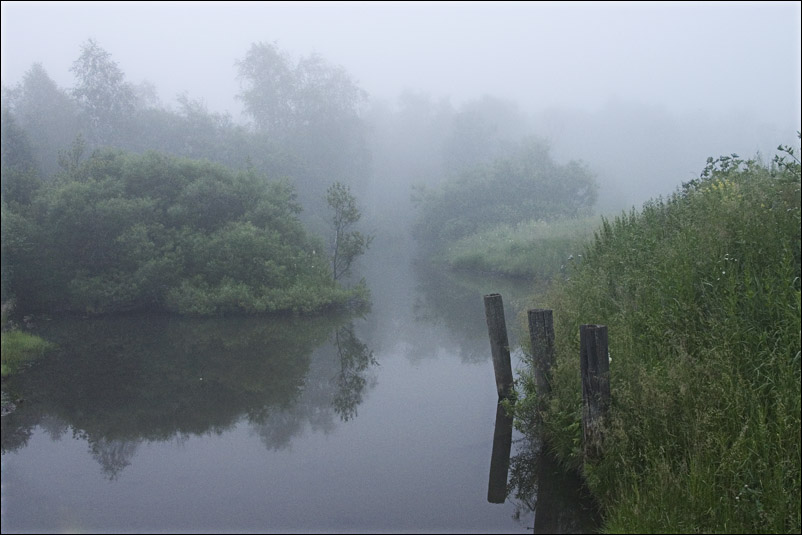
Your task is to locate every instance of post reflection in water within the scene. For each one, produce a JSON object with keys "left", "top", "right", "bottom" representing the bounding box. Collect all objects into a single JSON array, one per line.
[
  {"left": 484, "top": 376, "right": 602, "bottom": 533},
  {"left": 493, "top": 422, "right": 603, "bottom": 534},
  {"left": 487, "top": 401, "right": 514, "bottom": 504}
]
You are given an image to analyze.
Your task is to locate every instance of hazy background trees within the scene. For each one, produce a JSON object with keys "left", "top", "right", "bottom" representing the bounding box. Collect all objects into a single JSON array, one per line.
[
  {"left": 236, "top": 41, "right": 371, "bottom": 229},
  {"left": 1, "top": 34, "right": 797, "bottom": 317},
  {"left": 412, "top": 137, "right": 597, "bottom": 248}
]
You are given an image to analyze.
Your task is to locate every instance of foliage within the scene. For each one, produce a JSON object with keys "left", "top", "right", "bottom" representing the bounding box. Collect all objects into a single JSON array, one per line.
[
  {"left": 2, "top": 149, "right": 363, "bottom": 316},
  {"left": 2, "top": 41, "right": 362, "bottom": 209},
  {"left": 0, "top": 301, "right": 54, "bottom": 378},
  {"left": 413, "top": 138, "right": 598, "bottom": 247},
  {"left": 1, "top": 107, "right": 43, "bottom": 208},
  {"left": 326, "top": 181, "right": 373, "bottom": 281},
  {"left": 3, "top": 62, "right": 81, "bottom": 177},
  {"left": 0, "top": 330, "right": 54, "bottom": 378},
  {"left": 442, "top": 217, "right": 600, "bottom": 279},
  {"left": 517, "top": 141, "right": 801, "bottom": 533},
  {"left": 236, "top": 41, "right": 370, "bottom": 213},
  {"left": 1, "top": 106, "right": 38, "bottom": 174},
  {"left": 70, "top": 38, "right": 137, "bottom": 144}
]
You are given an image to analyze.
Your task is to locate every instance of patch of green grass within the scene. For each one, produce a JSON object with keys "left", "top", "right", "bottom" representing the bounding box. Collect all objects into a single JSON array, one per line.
[
  {"left": 443, "top": 216, "right": 600, "bottom": 279},
  {"left": 1, "top": 329, "right": 54, "bottom": 377},
  {"left": 514, "top": 148, "right": 801, "bottom": 533}
]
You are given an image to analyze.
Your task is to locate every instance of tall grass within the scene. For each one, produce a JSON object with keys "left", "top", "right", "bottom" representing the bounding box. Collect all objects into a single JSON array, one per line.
[
  {"left": 517, "top": 152, "right": 801, "bottom": 533},
  {"left": 443, "top": 217, "right": 600, "bottom": 279},
  {"left": 1, "top": 302, "right": 54, "bottom": 377}
]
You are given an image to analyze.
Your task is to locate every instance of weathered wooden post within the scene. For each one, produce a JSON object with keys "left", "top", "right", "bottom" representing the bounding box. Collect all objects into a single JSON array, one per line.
[
  {"left": 484, "top": 293, "right": 514, "bottom": 399},
  {"left": 579, "top": 324, "right": 610, "bottom": 461},
  {"left": 487, "top": 401, "right": 514, "bottom": 503},
  {"left": 527, "top": 308, "right": 555, "bottom": 416}
]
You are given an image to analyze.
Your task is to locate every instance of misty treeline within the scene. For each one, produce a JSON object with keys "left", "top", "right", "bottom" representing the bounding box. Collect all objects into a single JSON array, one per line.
[{"left": 1, "top": 38, "right": 596, "bottom": 316}]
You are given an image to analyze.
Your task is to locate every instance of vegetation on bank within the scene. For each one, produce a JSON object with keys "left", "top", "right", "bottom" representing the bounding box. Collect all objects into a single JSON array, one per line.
[
  {"left": 2, "top": 149, "right": 368, "bottom": 316},
  {"left": 0, "top": 331, "right": 54, "bottom": 378},
  {"left": 1, "top": 302, "right": 54, "bottom": 378},
  {"left": 1, "top": 39, "right": 376, "bottom": 320},
  {"left": 442, "top": 217, "right": 599, "bottom": 279},
  {"left": 511, "top": 142, "right": 801, "bottom": 533},
  {"left": 412, "top": 138, "right": 598, "bottom": 250}
]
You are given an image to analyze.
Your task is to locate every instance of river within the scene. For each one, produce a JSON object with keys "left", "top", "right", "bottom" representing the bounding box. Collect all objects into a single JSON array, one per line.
[{"left": 1, "top": 238, "right": 598, "bottom": 533}]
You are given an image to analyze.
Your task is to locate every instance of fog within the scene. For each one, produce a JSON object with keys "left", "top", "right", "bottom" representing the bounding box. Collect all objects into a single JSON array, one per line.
[
  {"left": 2, "top": 1, "right": 800, "bottom": 210},
  {"left": 1, "top": 5, "right": 800, "bottom": 531}
]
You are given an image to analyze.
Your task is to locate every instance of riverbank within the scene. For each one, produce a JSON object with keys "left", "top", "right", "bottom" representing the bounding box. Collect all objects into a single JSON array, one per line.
[
  {"left": 510, "top": 152, "right": 801, "bottom": 532},
  {"left": 430, "top": 147, "right": 800, "bottom": 532},
  {"left": 1, "top": 303, "right": 54, "bottom": 378}
]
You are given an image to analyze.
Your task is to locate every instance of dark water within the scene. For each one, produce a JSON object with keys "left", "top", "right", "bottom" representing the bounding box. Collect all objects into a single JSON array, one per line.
[{"left": 1, "top": 244, "right": 599, "bottom": 533}]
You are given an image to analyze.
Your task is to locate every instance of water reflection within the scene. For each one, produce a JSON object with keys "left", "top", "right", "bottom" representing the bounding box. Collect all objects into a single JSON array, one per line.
[
  {"left": 406, "top": 253, "right": 601, "bottom": 532},
  {"left": 502, "top": 432, "right": 602, "bottom": 533},
  {"left": 1, "top": 312, "right": 378, "bottom": 477},
  {"left": 332, "top": 323, "right": 378, "bottom": 422},
  {"left": 408, "top": 259, "right": 528, "bottom": 364},
  {"left": 487, "top": 402, "right": 514, "bottom": 504}
]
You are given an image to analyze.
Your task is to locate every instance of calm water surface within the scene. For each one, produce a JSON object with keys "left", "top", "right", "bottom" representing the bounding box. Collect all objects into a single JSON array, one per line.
[{"left": 1, "top": 247, "right": 597, "bottom": 533}]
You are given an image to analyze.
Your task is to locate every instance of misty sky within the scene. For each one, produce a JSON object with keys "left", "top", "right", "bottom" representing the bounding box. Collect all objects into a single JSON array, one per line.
[{"left": 2, "top": 1, "right": 800, "bottom": 130}]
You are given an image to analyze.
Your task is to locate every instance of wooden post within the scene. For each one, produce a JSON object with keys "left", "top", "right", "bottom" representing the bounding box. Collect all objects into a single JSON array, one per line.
[
  {"left": 527, "top": 309, "right": 554, "bottom": 415},
  {"left": 484, "top": 293, "right": 514, "bottom": 399},
  {"left": 580, "top": 324, "right": 610, "bottom": 461},
  {"left": 487, "top": 401, "right": 514, "bottom": 503}
]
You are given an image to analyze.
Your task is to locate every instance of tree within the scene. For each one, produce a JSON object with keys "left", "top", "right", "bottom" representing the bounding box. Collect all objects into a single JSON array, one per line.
[
  {"left": 326, "top": 182, "right": 372, "bottom": 281},
  {"left": 236, "top": 42, "right": 370, "bottom": 212},
  {"left": 1, "top": 107, "right": 37, "bottom": 174},
  {"left": 1, "top": 107, "right": 42, "bottom": 207},
  {"left": 71, "top": 39, "right": 136, "bottom": 145},
  {"left": 7, "top": 63, "right": 80, "bottom": 177},
  {"left": 236, "top": 42, "right": 367, "bottom": 136}
]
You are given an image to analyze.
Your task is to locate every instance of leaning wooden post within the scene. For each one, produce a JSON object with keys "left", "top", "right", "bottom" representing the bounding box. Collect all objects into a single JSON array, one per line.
[
  {"left": 580, "top": 324, "right": 610, "bottom": 461},
  {"left": 484, "top": 293, "right": 514, "bottom": 399},
  {"left": 527, "top": 309, "right": 555, "bottom": 416}
]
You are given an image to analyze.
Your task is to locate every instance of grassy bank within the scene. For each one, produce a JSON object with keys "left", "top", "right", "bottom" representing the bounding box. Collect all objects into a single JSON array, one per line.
[
  {"left": 1, "top": 304, "right": 54, "bottom": 378},
  {"left": 512, "top": 148, "right": 801, "bottom": 532},
  {"left": 441, "top": 216, "right": 600, "bottom": 279},
  {"left": 1, "top": 329, "right": 54, "bottom": 378}
]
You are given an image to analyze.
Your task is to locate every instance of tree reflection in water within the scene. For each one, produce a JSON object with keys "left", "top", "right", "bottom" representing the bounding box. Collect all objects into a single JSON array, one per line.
[
  {"left": 1, "top": 312, "right": 378, "bottom": 478},
  {"left": 332, "top": 323, "right": 378, "bottom": 422}
]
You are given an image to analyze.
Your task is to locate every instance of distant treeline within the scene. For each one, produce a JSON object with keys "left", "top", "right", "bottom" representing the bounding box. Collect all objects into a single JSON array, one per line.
[{"left": 1, "top": 38, "right": 601, "bottom": 315}]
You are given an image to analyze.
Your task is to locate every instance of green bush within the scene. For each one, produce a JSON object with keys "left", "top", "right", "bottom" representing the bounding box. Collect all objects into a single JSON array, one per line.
[{"left": 2, "top": 150, "right": 357, "bottom": 316}]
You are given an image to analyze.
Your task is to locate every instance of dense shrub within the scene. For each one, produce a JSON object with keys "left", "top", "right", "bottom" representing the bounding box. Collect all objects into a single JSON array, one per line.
[{"left": 1, "top": 150, "right": 361, "bottom": 315}]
